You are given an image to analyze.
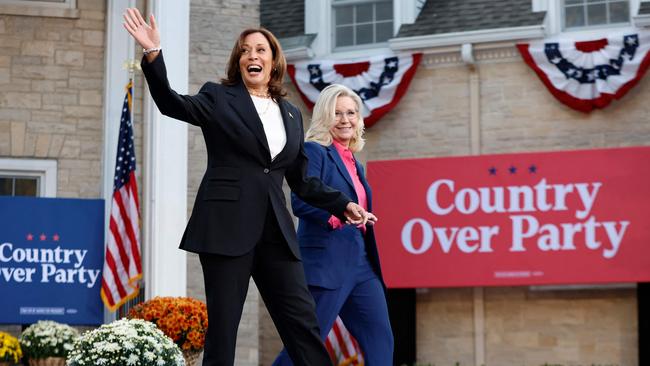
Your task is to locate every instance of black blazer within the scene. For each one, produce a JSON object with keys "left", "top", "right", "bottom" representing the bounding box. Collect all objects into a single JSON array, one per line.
[{"left": 141, "top": 52, "right": 351, "bottom": 258}]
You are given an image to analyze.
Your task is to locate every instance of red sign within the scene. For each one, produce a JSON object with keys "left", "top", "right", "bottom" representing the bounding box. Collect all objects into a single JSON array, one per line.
[{"left": 367, "top": 146, "right": 650, "bottom": 288}]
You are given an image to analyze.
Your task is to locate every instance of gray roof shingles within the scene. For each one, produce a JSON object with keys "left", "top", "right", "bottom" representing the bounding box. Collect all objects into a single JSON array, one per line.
[
  {"left": 260, "top": 0, "right": 546, "bottom": 40},
  {"left": 639, "top": 1, "right": 650, "bottom": 15},
  {"left": 398, "top": 0, "right": 546, "bottom": 37},
  {"left": 260, "top": 0, "right": 305, "bottom": 39}
]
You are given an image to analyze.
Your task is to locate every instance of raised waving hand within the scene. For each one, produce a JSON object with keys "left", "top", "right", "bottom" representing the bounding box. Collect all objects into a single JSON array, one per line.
[{"left": 123, "top": 7, "right": 160, "bottom": 60}]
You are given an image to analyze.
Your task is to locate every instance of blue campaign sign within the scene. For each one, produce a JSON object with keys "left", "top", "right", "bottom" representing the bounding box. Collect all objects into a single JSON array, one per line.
[{"left": 0, "top": 196, "right": 104, "bottom": 325}]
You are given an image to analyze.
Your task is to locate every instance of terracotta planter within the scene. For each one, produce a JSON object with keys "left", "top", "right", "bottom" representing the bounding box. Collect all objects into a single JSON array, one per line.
[
  {"left": 182, "top": 349, "right": 203, "bottom": 366},
  {"left": 28, "top": 357, "right": 66, "bottom": 366}
]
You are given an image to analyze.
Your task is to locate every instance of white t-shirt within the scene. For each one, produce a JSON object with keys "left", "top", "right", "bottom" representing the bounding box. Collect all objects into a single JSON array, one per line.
[{"left": 251, "top": 95, "right": 286, "bottom": 160}]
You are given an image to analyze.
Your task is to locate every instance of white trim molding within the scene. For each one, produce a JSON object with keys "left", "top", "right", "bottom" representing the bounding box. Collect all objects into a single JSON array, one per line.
[
  {"left": 283, "top": 46, "right": 314, "bottom": 62},
  {"left": 0, "top": 158, "right": 57, "bottom": 197},
  {"left": 389, "top": 25, "right": 546, "bottom": 52},
  {"left": 634, "top": 9, "right": 650, "bottom": 27},
  {"left": 633, "top": 14, "right": 650, "bottom": 27}
]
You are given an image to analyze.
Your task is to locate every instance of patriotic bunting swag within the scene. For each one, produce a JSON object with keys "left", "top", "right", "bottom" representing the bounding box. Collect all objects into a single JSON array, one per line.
[
  {"left": 517, "top": 29, "right": 650, "bottom": 112},
  {"left": 288, "top": 53, "right": 422, "bottom": 128}
]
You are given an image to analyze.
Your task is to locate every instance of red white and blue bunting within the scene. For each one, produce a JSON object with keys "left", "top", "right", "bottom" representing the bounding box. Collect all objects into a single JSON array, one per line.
[
  {"left": 517, "top": 30, "right": 650, "bottom": 112},
  {"left": 288, "top": 53, "right": 422, "bottom": 128}
]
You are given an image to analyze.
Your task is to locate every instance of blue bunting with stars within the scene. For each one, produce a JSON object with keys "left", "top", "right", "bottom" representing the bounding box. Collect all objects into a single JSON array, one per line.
[{"left": 517, "top": 29, "right": 650, "bottom": 112}]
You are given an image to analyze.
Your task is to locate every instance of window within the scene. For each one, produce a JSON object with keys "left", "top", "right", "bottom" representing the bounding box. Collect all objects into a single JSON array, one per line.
[
  {"left": 0, "top": 0, "right": 78, "bottom": 18},
  {"left": 0, "top": 176, "right": 39, "bottom": 196},
  {"left": 333, "top": 0, "right": 394, "bottom": 49},
  {"left": 564, "top": 0, "right": 630, "bottom": 29},
  {"left": 0, "top": 158, "right": 57, "bottom": 197},
  {"left": 0, "top": 0, "right": 73, "bottom": 5}
]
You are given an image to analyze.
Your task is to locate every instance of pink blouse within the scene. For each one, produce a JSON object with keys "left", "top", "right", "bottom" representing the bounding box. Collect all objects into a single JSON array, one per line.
[{"left": 328, "top": 140, "right": 367, "bottom": 231}]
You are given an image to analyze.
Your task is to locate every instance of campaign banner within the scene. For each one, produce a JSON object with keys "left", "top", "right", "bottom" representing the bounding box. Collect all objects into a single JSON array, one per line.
[
  {"left": 367, "top": 146, "right": 650, "bottom": 288},
  {"left": 0, "top": 196, "right": 104, "bottom": 325}
]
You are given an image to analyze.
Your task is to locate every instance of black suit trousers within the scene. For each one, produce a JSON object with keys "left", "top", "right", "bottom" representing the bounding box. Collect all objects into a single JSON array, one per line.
[{"left": 199, "top": 205, "right": 333, "bottom": 366}]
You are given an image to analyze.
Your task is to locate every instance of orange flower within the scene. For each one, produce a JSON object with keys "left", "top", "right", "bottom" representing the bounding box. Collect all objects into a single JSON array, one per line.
[{"left": 128, "top": 296, "right": 208, "bottom": 351}]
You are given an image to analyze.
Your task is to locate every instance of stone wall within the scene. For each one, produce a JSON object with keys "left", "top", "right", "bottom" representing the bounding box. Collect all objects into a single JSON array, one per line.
[{"left": 0, "top": 0, "right": 109, "bottom": 199}]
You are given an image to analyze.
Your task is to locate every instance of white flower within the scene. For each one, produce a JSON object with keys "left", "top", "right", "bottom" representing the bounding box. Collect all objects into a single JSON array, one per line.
[
  {"left": 123, "top": 340, "right": 135, "bottom": 350},
  {"left": 67, "top": 318, "right": 183, "bottom": 366},
  {"left": 126, "top": 354, "right": 139, "bottom": 365}
]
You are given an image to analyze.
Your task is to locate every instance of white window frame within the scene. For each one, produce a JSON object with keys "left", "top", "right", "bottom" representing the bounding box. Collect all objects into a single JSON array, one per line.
[
  {"left": 306, "top": 0, "right": 423, "bottom": 59},
  {"left": 331, "top": 0, "right": 395, "bottom": 51},
  {"left": 562, "top": 0, "right": 632, "bottom": 30},
  {"left": 0, "top": 0, "right": 78, "bottom": 18},
  {"left": 0, "top": 158, "right": 57, "bottom": 197},
  {"left": 539, "top": 0, "right": 641, "bottom": 37}
]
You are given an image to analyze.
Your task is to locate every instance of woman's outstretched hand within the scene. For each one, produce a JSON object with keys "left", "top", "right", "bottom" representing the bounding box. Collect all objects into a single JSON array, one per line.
[
  {"left": 123, "top": 8, "right": 160, "bottom": 52},
  {"left": 344, "top": 202, "right": 369, "bottom": 226}
]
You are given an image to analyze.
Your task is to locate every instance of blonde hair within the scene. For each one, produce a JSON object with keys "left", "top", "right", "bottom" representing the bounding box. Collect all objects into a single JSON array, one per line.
[{"left": 305, "top": 84, "right": 365, "bottom": 152}]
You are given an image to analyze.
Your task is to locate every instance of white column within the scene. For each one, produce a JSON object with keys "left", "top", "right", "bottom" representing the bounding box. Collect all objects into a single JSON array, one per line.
[
  {"left": 103, "top": 0, "right": 136, "bottom": 322},
  {"left": 103, "top": 0, "right": 134, "bottom": 248},
  {"left": 143, "top": 0, "right": 190, "bottom": 298},
  {"left": 305, "top": 0, "right": 331, "bottom": 57}
]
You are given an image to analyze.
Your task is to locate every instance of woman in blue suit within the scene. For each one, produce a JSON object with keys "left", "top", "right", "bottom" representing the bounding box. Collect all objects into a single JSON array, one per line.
[{"left": 274, "top": 84, "right": 393, "bottom": 365}]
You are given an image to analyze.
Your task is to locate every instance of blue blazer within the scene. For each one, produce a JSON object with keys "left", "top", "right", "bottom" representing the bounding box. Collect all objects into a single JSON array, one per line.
[{"left": 291, "top": 142, "right": 385, "bottom": 290}]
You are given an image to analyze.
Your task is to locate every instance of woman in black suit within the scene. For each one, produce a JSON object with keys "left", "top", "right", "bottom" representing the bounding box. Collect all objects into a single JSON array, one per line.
[{"left": 123, "top": 8, "right": 371, "bottom": 366}]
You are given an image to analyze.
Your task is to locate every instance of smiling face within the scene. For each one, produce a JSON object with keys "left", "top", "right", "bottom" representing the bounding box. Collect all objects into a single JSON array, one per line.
[
  {"left": 330, "top": 96, "right": 359, "bottom": 147},
  {"left": 238, "top": 32, "right": 273, "bottom": 92}
]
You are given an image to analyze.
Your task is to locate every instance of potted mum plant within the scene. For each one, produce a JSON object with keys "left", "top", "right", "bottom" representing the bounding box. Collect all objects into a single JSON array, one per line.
[
  {"left": 67, "top": 318, "right": 185, "bottom": 366},
  {"left": 19, "top": 320, "right": 79, "bottom": 366},
  {"left": 0, "top": 331, "right": 23, "bottom": 366},
  {"left": 128, "top": 296, "right": 208, "bottom": 366}
]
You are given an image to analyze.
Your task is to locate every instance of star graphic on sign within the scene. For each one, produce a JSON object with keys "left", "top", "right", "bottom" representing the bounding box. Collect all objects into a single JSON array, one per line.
[
  {"left": 53, "top": 234, "right": 60, "bottom": 241},
  {"left": 39, "top": 233, "right": 47, "bottom": 241},
  {"left": 488, "top": 167, "right": 497, "bottom": 175},
  {"left": 508, "top": 166, "right": 517, "bottom": 174},
  {"left": 26, "top": 233, "right": 34, "bottom": 241},
  {"left": 529, "top": 165, "right": 537, "bottom": 173}
]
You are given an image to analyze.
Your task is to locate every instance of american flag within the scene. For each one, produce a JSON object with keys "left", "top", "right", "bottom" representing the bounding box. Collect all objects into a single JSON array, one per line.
[
  {"left": 101, "top": 79, "right": 143, "bottom": 311},
  {"left": 325, "top": 316, "right": 365, "bottom": 366}
]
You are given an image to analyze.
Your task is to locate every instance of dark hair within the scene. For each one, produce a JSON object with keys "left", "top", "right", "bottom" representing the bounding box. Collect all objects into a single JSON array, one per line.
[{"left": 221, "top": 28, "right": 287, "bottom": 99}]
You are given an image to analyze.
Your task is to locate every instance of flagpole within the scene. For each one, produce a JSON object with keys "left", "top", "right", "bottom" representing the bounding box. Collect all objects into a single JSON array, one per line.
[{"left": 102, "top": 0, "right": 137, "bottom": 325}]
